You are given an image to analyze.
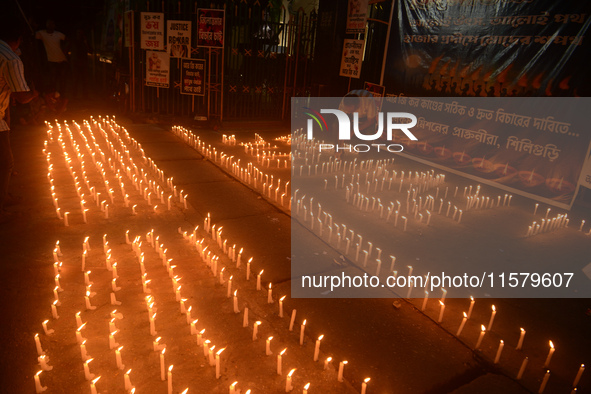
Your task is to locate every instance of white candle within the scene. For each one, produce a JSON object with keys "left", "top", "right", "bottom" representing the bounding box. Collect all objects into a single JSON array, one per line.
[
  {"left": 494, "top": 340, "right": 504, "bottom": 364},
  {"left": 279, "top": 296, "right": 286, "bottom": 317},
  {"left": 438, "top": 301, "right": 446, "bottom": 323},
  {"left": 277, "top": 348, "right": 286, "bottom": 375},
  {"left": 467, "top": 296, "right": 475, "bottom": 319},
  {"left": 64, "top": 212, "right": 69, "bottom": 226},
  {"left": 243, "top": 307, "right": 249, "bottom": 328},
  {"left": 247, "top": 259, "right": 252, "bottom": 280},
  {"left": 516, "top": 328, "right": 526, "bottom": 350},
  {"left": 456, "top": 312, "right": 467, "bottom": 336},
  {"left": 268, "top": 283, "right": 273, "bottom": 303},
  {"left": 487, "top": 305, "right": 496, "bottom": 331},
  {"left": 38, "top": 355, "right": 52, "bottom": 371},
  {"left": 83, "top": 358, "right": 95, "bottom": 380},
  {"left": 42, "top": 320, "right": 54, "bottom": 336},
  {"left": 421, "top": 291, "right": 429, "bottom": 311},
  {"left": 300, "top": 319, "right": 306, "bottom": 346},
  {"left": 324, "top": 356, "right": 332, "bottom": 370},
  {"left": 233, "top": 291, "right": 239, "bottom": 313},
  {"left": 115, "top": 346, "right": 124, "bottom": 369},
  {"left": 124, "top": 369, "right": 132, "bottom": 391},
  {"left": 34, "top": 371, "right": 47, "bottom": 393},
  {"left": 289, "top": 309, "right": 297, "bottom": 331},
  {"left": 286, "top": 368, "right": 296, "bottom": 392},
  {"left": 150, "top": 313, "right": 157, "bottom": 336},
  {"left": 90, "top": 376, "right": 100, "bottom": 394},
  {"left": 543, "top": 341, "right": 555, "bottom": 368},
  {"left": 76, "top": 323, "right": 86, "bottom": 344},
  {"left": 76, "top": 311, "right": 82, "bottom": 327},
  {"left": 34, "top": 334, "right": 45, "bottom": 356},
  {"left": 253, "top": 321, "right": 261, "bottom": 340},
  {"left": 80, "top": 339, "right": 90, "bottom": 360},
  {"left": 475, "top": 325, "right": 486, "bottom": 349},
  {"left": 313, "top": 335, "right": 324, "bottom": 361},
  {"left": 216, "top": 348, "right": 225, "bottom": 379},
  {"left": 160, "top": 349, "right": 166, "bottom": 381},
  {"left": 266, "top": 336, "right": 273, "bottom": 355},
  {"left": 303, "top": 383, "right": 310, "bottom": 394},
  {"left": 229, "top": 381, "right": 238, "bottom": 394},
  {"left": 109, "top": 330, "right": 119, "bottom": 349},
  {"left": 110, "top": 292, "right": 121, "bottom": 305},
  {"left": 361, "top": 378, "right": 370, "bottom": 394},
  {"left": 573, "top": 364, "right": 585, "bottom": 387},
  {"left": 167, "top": 365, "right": 173, "bottom": 394},
  {"left": 539, "top": 370, "right": 550, "bottom": 393},
  {"left": 337, "top": 361, "right": 348, "bottom": 382}
]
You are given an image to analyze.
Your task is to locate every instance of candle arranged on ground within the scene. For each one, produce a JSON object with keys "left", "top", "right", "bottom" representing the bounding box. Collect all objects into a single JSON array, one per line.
[{"left": 543, "top": 341, "right": 555, "bottom": 368}]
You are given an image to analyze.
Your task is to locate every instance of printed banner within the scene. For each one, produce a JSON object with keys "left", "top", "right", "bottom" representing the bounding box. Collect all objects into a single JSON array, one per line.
[
  {"left": 346, "top": 0, "right": 369, "bottom": 34},
  {"left": 197, "top": 9, "right": 225, "bottom": 48},
  {"left": 383, "top": 1, "right": 591, "bottom": 97},
  {"left": 140, "top": 12, "right": 164, "bottom": 50},
  {"left": 146, "top": 51, "right": 170, "bottom": 87},
  {"left": 579, "top": 153, "right": 591, "bottom": 190},
  {"left": 123, "top": 11, "right": 133, "bottom": 48},
  {"left": 340, "top": 39, "right": 364, "bottom": 78},
  {"left": 364, "top": 82, "right": 385, "bottom": 97},
  {"left": 382, "top": 97, "right": 591, "bottom": 209},
  {"left": 180, "top": 59, "right": 206, "bottom": 95},
  {"left": 167, "top": 20, "right": 191, "bottom": 58}
]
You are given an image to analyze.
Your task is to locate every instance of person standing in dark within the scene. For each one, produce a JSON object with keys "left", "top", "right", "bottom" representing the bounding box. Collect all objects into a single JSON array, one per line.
[
  {"left": 36, "top": 19, "right": 68, "bottom": 110},
  {"left": 0, "top": 19, "right": 39, "bottom": 219}
]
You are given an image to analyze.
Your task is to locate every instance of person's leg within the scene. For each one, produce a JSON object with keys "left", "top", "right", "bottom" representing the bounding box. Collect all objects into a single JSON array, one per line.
[{"left": 0, "top": 130, "right": 14, "bottom": 211}]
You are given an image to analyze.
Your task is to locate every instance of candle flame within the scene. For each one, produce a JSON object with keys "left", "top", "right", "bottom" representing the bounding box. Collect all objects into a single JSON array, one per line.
[
  {"left": 181, "top": 390, "right": 188, "bottom": 394},
  {"left": 280, "top": 296, "right": 286, "bottom": 301},
  {"left": 77, "top": 323, "right": 87, "bottom": 331},
  {"left": 36, "top": 370, "right": 43, "bottom": 376},
  {"left": 162, "top": 349, "right": 166, "bottom": 355},
  {"left": 470, "top": 296, "right": 474, "bottom": 301},
  {"left": 549, "top": 340, "right": 554, "bottom": 349},
  {"left": 364, "top": 377, "right": 371, "bottom": 383},
  {"left": 520, "top": 327, "right": 525, "bottom": 333},
  {"left": 318, "top": 335, "right": 324, "bottom": 340},
  {"left": 492, "top": 305, "right": 496, "bottom": 312},
  {"left": 288, "top": 368, "right": 296, "bottom": 377},
  {"left": 304, "top": 383, "right": 311, "bottom": 389},
  {"left": 126, "top": 369, "right": 131, "bottom": 374},
  {"left": 230, "top": 382, "right": 238, "bottom": 388},
  {"left": 169, "top": 365, "right": 173, "bottom": 372},
  {"left": 463, "top": 312, "right": 467, "bottom": 318},
  {"left": 303, "top": 319, "right": 307, "bottom": 326},
  {"left": 439, "top": 300, "right": 445, "bottom": 306},
  {"left": 280, "top": 348, "right": 287, "bottom": 355},
  {"left": 217, "top": 348, "right": 226, "bottom": 355},
  {"left": 118, "top": 346, "right": 123, "bottom": 351},
  {"left": 234, "top": 290, "right": 237, "bottom": 296},
  {"left": 86, "top": 358, "right": 93, "bottom": 364},
  {"left": 481, "top": 325, "right": 486, "bottom": 332},
  {"left": 343, "top": 360, "right": 348, "bottom": 365}
]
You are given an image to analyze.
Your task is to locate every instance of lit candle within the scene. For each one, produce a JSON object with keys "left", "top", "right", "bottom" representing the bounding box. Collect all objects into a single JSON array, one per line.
[
  {"left": 467, "top": 296, "right": 475, "bottom": 319},
  {"left": 76, "top": 323, "right": 87, "bottom": 344},
  {"left": 109, "top": 330, "right": 119, "bottom": 349},
  {"left": 208, "top": 345, "right": 216, "bottom": 366},
  {"left": 233, "top": 290, "right": 239, "bottom": 313},
  {"left": 247, "top": 259, "right": 252, "bottom": 280},
  {"left": 300, "top": 319, "right": 307, "bottom": 346},
  {"left": 124, "top": 369, "right": 132, "bottom": 391},
  {"left": 150, "top": 313, "right": 157, "bottom": 336},
  {"left": 90, "top": 376, "right": 100, "bottom": 394},
  {"left": 266, "top": 336, "right": 273, "bottom": 355},
  {"left": 167, "top": 365, "right": 173, "bottom": 394},
  {"left": 494, "top": 340, "right": 504, "bottom": 364},
  {"left": 421, "top": 291, "right": 429, "bottom": 311},
  {"left": 337, "top": 361, "right": 348, "bottom": 382},
  {"left": 160, "top": 349, "right": 166, "bottom": 381},
  {"left": 115, "top": 346, "right": 125, "bottom": 370},
  {"left": 487, "top": 305, "right": 496, "bottom": 331},
  {"left": 253, "top": 321, "right": 261, "bottom": 341},
  {"left": 34, "top": 334, "right": 45, "bottom": 356},
  {"left": 277, "top": 348, "right": 286, "bottom": 375},
  {"left": 80, "top": 339, "right": 89, "bottom": 360},
  {"left": 438, "top": 301, "right": 446, "bottom": 323},
  {"left": 64, "top": 212, "right": 69, "bottom": 226},
  {"left": 573, "top": 364, "right": 585, "bottom": 387},
  {"left": 313, "top": 335, "right": 324, "bottom": 361},
  {"left": 543, "top": 341, "right": 555, "bottom": 368},
  {"left": 268, "top": 283, "right": 273, "bottom": 303},
  {"left": 539, "top": 370, "right": 550, "bottom": 393},
  {"left": 475, "top": 325, "right": 486, "bottom": 349},
  {"left": 361, "top": 378, "right": 370, "bottom": 394},
  {"left": 34, "top": 371, "right": 47, "bottom": 393},
  {"left": 42, "top": 320, "right": 54, "bottom": 336},
  {"left": 83, "top": 358, "right": 95, "bottom": 380},
  {"left": 216, "top": 348, "right": 225, "bottom": 379},
  {"left": 303, "top": 383, "right": 310, "bottom": 394},
  {"left": 324, "top": 356, "right": 332, "bottom": 370},
  {"left": 279, "top": 296, "right": 286, "bottom": 317},
  {"left": 229, "top": 382, "right": 238, "bottom": 394},
  {"left": 456, "top": 312, "right": 467, "bottom": 336},
  {"left": 286, "top": 368, "right": 296, "bottom": 392},
  {"left": 76, "top": 311, "right": 82, "bottom": 327},
  {"left": 110, "top": 292, "right": 121, "bottom": 306},
  {"left": 38, "top": 355, "right": 52, "bottom": 371},
  {"left": 516, "top": 328, "right": 526, "bottom": 350}
]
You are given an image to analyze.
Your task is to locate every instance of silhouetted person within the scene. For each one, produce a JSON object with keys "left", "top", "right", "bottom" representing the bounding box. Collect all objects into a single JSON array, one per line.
[
  {"left": 0, "top": 19, "right": 39, "bottom": 219},
  {"left": 36, "top": 19, "right": 68, "bottom": 109}
]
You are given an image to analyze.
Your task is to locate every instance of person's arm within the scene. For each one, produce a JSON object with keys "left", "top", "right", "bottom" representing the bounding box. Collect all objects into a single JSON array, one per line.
[
  {"left": 12, "top": 90, "right": 39, "bottom": 104},
  {"left": 3, "top": 57, "right": 37, "bottom": 103}
]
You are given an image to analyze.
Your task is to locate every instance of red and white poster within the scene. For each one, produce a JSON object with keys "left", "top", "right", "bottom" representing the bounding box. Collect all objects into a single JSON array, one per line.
[
  {"left": 140, "top": 12, "right": 164, "bottom": 50},
  {"left": 346, "top": 0, "right": 368, "bottom": 34},
  {"left": 197, "top": 9, "right": 225, "bottom": 48},
  {"left": 145, "top": 50, "right": 170, "bottom": 87}
]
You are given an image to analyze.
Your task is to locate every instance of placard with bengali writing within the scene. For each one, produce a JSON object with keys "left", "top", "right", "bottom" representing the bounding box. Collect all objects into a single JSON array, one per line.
[
  {"left": 340, "top": 39, "right": 364, "bottom": 79},
  {"left": 140, "top": 12, "right": 164, "bottom": 50},
  {"left": 180, "top": 59, "right": 205, "bottom": 96},
  {"left": 197, "top": 9, "right": 224, "bottom": 48}
]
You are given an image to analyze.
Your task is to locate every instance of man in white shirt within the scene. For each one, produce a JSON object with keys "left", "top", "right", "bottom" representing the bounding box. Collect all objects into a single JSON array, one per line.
[
  {"left": 36, "top": 19, "right": 68, "bottom": 100},
  {"left": 1, "top": 20, "right": 39, "bottom": 218}
]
